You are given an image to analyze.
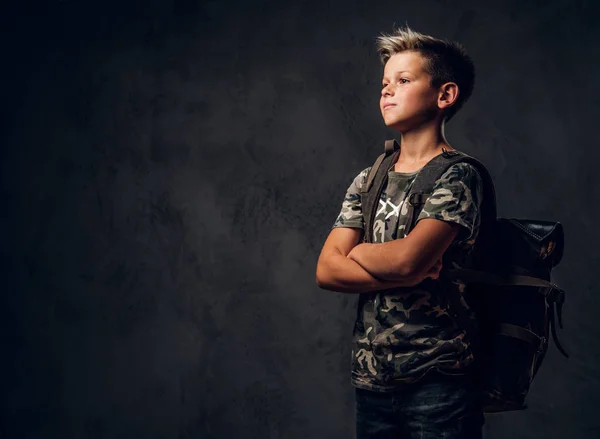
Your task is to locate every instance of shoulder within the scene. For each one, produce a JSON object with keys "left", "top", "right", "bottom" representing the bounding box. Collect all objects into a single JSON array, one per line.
[
  {"left": 347, "top": 166, "right": 372, "bottom": 193},
  {"left": 357, "top": 166, "right": 372, "bottom": 183},
  {"left": 439, "top": 161, "right": 482, "bottom": 182},
  {"left": 433, "top": 161, "right": 484, "bottom": 194}
]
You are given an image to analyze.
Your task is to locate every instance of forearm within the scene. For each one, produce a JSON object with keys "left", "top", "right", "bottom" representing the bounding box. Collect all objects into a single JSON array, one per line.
[
  {"left": 348, "top": 241, "right": 416, "bottom": 281},
  {"left": 316, "top": 252, "right": 422, "bottom": 294}
]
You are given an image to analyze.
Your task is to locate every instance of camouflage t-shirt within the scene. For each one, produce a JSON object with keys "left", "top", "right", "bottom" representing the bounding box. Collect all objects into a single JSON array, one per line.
[{"left": 332, "top": 159, "right": 484, "bottom": 392}]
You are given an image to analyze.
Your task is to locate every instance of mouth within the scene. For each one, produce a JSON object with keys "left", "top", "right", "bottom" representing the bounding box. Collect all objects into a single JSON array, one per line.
[{"left": 383, "top": 104, "right": 396, "bottom": 110}]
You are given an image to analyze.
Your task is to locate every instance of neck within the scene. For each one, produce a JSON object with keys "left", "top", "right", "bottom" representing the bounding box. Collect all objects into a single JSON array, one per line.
[{"left": 397, "top": 118, "right": 452, "bottom": 162}]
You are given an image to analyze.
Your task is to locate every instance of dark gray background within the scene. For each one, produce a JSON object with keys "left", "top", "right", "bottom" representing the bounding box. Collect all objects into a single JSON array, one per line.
[{"left": 2, "top": 0, "right": 598, "bottom": 438}]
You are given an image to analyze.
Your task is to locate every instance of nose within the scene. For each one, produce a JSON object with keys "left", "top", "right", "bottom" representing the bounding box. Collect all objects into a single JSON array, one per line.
[{"left": 381, "top": 84, "right": 393, "bottom": 97}]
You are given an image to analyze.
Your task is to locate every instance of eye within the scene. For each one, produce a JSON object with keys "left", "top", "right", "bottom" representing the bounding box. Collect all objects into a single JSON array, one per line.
[
  {"left": 399, "top": 78, "right": 409, "bottom": 84},
  {"left": 381, "top": 83, "right": 389, "bottom": 89}
]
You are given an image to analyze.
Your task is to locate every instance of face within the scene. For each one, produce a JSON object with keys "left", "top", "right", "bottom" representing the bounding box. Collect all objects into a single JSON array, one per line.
[{"left": 380, "top": 51, "right": 441, "bottom": 131}]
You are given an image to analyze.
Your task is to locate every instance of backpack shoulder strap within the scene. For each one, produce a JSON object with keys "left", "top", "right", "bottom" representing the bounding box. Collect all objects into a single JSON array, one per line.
[
  {"left": 404, "top": 149, "right": 498, "bottom": 236},
  {"left": 360, "top": 139, "right": 400, "bottom": 243},
  {"left": 363, "top": 139, "right": 398, "bottom": 192}
]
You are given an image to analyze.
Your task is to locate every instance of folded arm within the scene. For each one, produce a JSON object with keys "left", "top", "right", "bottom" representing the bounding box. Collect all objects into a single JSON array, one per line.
[
  {"left": 320, "top": 160, "right": 481, "bottom": 287},
  {"left": 347, "top": 218, "right": 462, "bottom": 281},
  {"left": 315, "top": 227, "right": 428, "bottom": 293}
]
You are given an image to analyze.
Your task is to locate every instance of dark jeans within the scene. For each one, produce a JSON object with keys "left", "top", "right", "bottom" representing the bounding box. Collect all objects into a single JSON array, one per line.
[{"left": 355, "top": 372, "right": 485, "bottom": 439}]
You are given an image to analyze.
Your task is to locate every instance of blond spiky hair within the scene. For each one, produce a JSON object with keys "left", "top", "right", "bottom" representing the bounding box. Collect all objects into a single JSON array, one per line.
[{"left": 376, "top": 25, "right": 475, "bottom": 122}]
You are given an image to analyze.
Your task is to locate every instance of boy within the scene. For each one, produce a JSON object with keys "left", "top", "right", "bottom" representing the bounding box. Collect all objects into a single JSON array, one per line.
[{"left": 316, "top": 26, "right": 485, "bottom": 438}]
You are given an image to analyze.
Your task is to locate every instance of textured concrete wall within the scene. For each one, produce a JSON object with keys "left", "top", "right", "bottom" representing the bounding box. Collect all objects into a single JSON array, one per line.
[{"left": 2, "top": 0, "right": 599, "bottom": 437}]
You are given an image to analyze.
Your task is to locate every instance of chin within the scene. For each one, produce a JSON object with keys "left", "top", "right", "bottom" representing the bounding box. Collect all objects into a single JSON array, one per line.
[
  {"left": 382, "top": 116, "right": 408, "bottom": 131},
  {"left": 384, "top": 111, "right": 434, "bottom": 132}
]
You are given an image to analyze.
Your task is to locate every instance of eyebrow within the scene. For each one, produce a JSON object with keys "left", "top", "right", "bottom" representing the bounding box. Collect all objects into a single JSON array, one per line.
[{"left": 382, "top": 71, "right": 413, "bottom": 81}]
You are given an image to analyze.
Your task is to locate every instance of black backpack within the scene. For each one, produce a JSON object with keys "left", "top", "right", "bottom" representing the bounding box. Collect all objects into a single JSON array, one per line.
[{"left": 360, "top": 139, "right": 568, "bottom": 413}]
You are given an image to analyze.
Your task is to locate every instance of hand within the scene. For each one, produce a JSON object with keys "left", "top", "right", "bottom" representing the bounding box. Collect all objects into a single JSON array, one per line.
[
  {"left": 424, "top": 259, "right": 443, "bottom": 280},
  {"left": 346, "top": 244, "right": 364, "bottom": 262}
]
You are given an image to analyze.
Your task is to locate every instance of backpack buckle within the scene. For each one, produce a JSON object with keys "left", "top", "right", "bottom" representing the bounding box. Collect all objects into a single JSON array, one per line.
[{"left": 442, "top": 147, "right": 459, "bottom": 158}]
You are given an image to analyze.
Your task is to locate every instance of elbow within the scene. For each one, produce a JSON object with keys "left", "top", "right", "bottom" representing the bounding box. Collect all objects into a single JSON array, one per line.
[
  {"left": 315, "top": 275, "right": 326, "bottom": 289},
  {"left": 315, "top": 265, "right": 330, "bottom": 289},
  {"left": 315, "top": 259, "right": 337, "bottom": 290}
]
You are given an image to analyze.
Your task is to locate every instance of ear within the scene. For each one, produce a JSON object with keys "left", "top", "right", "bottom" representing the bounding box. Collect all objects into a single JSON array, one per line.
[{"left": 437, "top": 82, "right": 459, "bottom": 110}]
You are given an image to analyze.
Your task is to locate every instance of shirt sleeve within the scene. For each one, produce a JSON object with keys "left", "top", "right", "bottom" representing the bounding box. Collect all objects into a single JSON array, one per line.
[
  {"left": 415, "top": 162, "right": 483, "bottom": 245},
  {"left": 331, "top": 166, "right": 371, "bottom": 230}
]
